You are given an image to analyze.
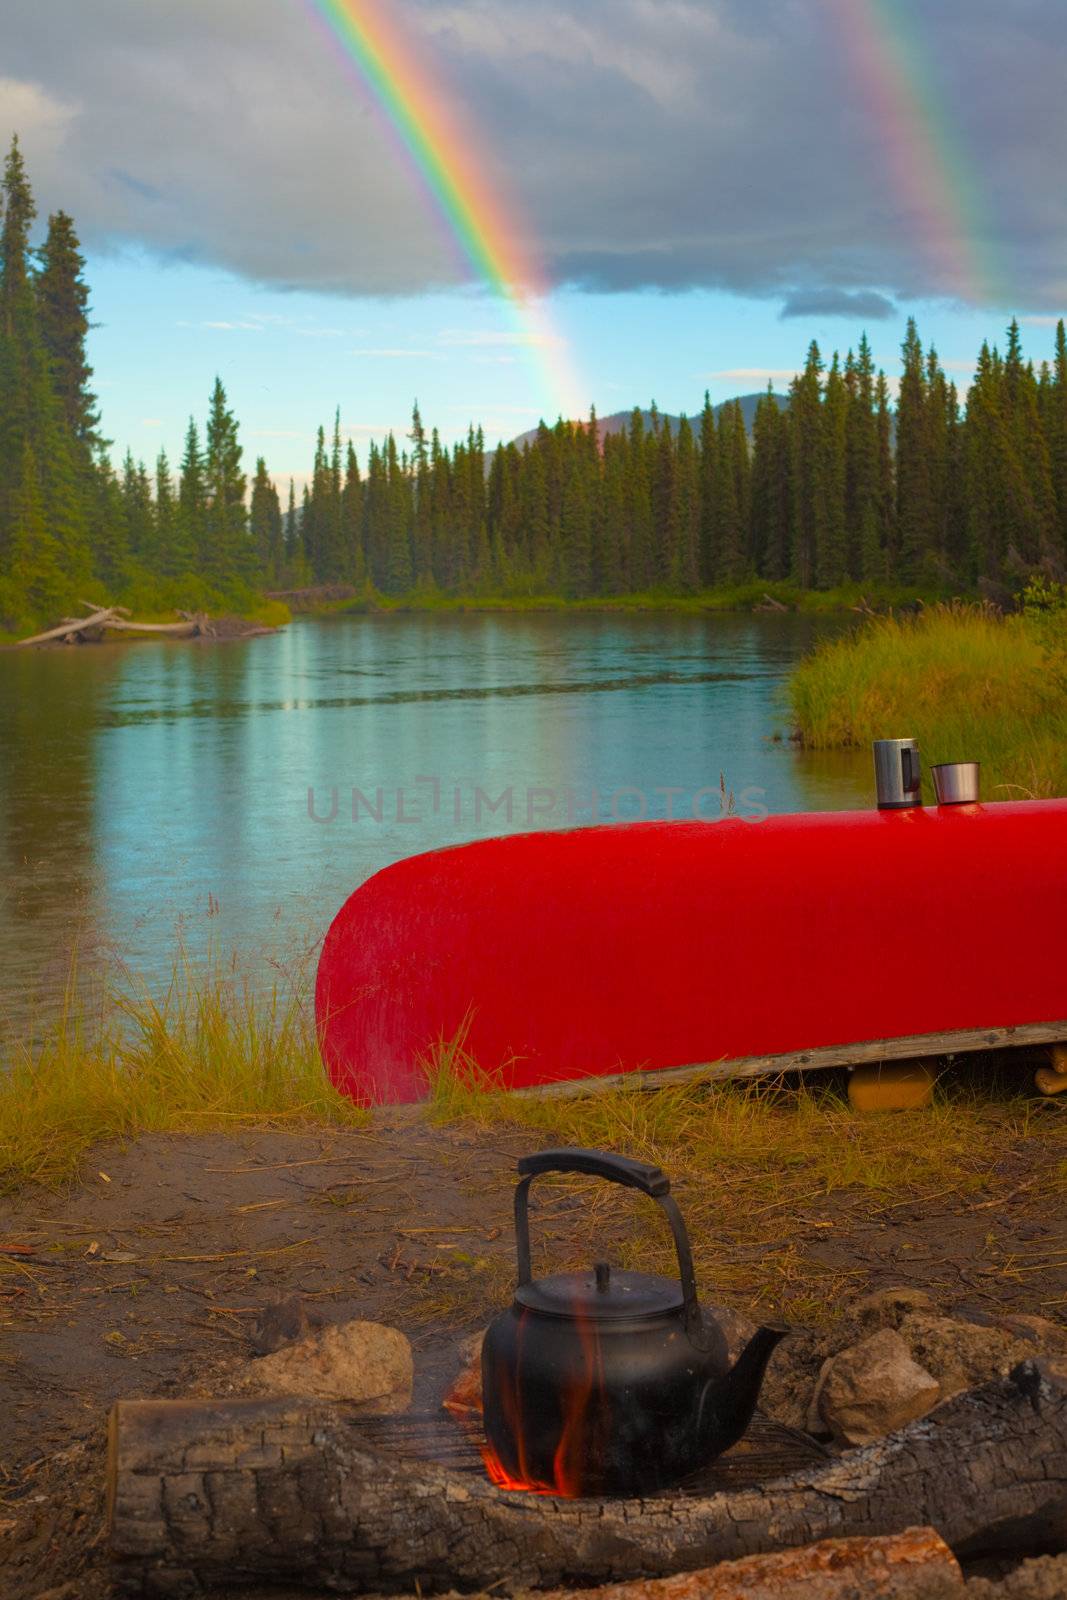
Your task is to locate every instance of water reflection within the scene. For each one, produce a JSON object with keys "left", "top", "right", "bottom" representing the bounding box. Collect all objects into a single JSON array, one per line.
[{"left": 0, "top": 613, "right": 870, "bottom": 1031}]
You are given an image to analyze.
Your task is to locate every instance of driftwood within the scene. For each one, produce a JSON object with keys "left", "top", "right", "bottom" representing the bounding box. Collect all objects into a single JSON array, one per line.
[
  {"left": 107, "top": 1361, "right": 1067, "bottom": 1597},
  {"left": 14, "top": 602, "right": 215, "bottom": 648}
]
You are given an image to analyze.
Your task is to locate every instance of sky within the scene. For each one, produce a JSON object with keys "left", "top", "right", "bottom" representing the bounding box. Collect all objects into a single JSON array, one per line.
[{"left": 3, "top": 0, "right": 1066, "bottom": 489}]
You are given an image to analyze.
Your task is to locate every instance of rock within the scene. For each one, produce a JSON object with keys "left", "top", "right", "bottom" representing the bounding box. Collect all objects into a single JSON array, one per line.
[
  {"left": 967, "top": 1553, "right": 1067, "bottom": 1600},
  {"left": 251, "top": 1294, "right": 325, "bottom": 1355},
  {"left": 805, "top": 1356, "right": 835, "bottom": 1437},
  {"left": 709, "top": 1303, "right": 759, "bottom": 1363},
  {"left": 756, "top": 1324, "right": 824, "bottom": 1431},
  {"left": 817, "top": 1328, "right": 940, "bottom": 1445},
  {"left": 896, "top": 1312, "right": 1034, "bottom": 1401},
  {"left": 993, "top": 1313, "right": 1067, "bottom": 1356},
  {"left": 444, "top": 1328, "right": 486, "bottom": 1415},
  {"left": 853, "top": 1287, "right": 936, "bottom": 1329},
  {"left": 239, "top": 1319, "right": 413, "bottom": 1409}
]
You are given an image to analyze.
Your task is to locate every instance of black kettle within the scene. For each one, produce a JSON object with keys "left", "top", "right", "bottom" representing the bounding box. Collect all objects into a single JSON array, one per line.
[{"left": 481, "top": 1147, "right": 787, "bottom": 1497}]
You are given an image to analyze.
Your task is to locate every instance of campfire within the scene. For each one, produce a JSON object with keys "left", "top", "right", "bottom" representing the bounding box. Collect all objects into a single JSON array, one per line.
[
  {"left": 102, "top": 1144, "right": 1067, "bottom": 1596},
  {"left": 453, "top": 1146, "right": 788, "bottom": 1499}
]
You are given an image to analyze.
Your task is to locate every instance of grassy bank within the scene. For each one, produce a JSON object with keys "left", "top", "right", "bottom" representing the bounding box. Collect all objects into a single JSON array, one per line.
[
  {"left": 422, "top": 1034, "right": 1065, "bottom": 1324},
  {"left": 790, "top": 598, "right": 1067, "bottom": 798},
  {"left": 291, "top": 580, "right": 942, "bottom": 619},
  {"left": 0, "top": 963, "right": 362, "bottom": 1191}
]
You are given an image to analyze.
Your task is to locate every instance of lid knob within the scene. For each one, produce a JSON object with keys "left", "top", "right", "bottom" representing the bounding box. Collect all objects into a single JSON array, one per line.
[{"left": 595, "top": 1262, "right": 611, "bottom": 1294}]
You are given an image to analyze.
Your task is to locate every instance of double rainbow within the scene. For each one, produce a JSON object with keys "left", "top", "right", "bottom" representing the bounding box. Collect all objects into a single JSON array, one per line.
[
  {"left": 305, "top": 0, "right": 584, "bottom": 422},
  {"left": 307, "top": 0, "right": 1003, "bottom": 426},
  {"left": 827, "top": 0, "right": 1005, "bottom": 306}
]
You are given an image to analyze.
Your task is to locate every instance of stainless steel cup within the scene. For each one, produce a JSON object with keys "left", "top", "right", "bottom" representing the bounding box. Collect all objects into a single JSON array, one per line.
[
  {"left": 873, "top": 738, "right": 922, "bottom": 809},
  {"left": 931, "top": 762, "right": 980, "bottom": 805}
]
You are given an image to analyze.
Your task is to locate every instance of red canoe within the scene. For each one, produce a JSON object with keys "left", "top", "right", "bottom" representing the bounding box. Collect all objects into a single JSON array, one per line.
[{"left": 316, "top": 800, "right": 1067, "bottom": 1105}]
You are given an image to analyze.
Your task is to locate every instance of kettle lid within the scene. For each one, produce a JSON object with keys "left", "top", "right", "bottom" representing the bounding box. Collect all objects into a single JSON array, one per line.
[{"left": 516, "top": 1263, "right": 685, "bottom": 1322}]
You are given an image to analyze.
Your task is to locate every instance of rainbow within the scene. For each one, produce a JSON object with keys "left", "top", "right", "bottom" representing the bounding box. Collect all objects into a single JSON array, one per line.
[
  {"left": 303, "top": 0, "right": 584, "bottom": 421},
  {"left": 825, "top": 0, "right": 1006, "bottom": 307}
]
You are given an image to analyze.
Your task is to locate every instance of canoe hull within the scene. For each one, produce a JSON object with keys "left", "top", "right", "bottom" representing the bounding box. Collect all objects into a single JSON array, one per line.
[{"left": 315, "top": 801, "right": 1067, "bottom": 1105}]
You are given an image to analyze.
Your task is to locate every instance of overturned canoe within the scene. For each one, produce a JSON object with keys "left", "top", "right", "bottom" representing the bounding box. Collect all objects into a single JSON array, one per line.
[{"left": 315, "top": 800, "right": 1067, "bottom": 1105}]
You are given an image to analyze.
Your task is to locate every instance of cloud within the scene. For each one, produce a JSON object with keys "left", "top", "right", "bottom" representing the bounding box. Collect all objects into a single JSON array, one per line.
[
  {"left": 436, "top": 328, "right": 565, "bottom": 348},
  {"left": 780, "top": 290, "right": 897, "bottom": 321},
  {"left": 2, "top": 1, "right": 1065, "bottom": 307},
  {"left": 350, "top": 347, "right": 444, "bottom": 358},
  {"left": 705, "top": 367, "right": 798, "bottom": 383},
  {"left": 1020, "top": 315, "right": 1064, "bottom": 328},
  {"left": 139, "top": 417, "right": 163, "bottom": 426}
]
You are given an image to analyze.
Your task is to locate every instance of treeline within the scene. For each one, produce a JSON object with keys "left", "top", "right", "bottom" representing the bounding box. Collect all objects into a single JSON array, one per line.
[
  {"left": 268, "top": 314, "right": 1067, "bottom": 599},
  {"left": 4, "top": 134, "right": 1067, "bottom": 631}
]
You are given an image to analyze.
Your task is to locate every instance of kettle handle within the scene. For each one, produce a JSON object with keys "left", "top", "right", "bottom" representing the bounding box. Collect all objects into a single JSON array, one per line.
[{"left": 514, "top": 1147, "right": 702, "bottom": 1335}]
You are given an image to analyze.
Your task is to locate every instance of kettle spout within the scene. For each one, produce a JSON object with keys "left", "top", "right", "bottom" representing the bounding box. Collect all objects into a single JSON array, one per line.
[{"left": 695, "top": 1324, "right": 789, "bottom": 1462}]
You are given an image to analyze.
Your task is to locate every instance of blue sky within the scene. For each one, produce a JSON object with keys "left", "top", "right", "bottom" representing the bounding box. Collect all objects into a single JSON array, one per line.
[
  {"left": 86, "top": 250, "right": 1057, "bottom": 490},
  {"left": 5, "top": 0, "right": 1066, "bottom": 489}
]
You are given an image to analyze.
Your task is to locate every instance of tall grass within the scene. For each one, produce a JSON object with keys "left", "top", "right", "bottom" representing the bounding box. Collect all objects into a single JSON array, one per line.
[
  {"left": 0, "top": 957, "right": 364, "bottom": 1191},
  {"left": 789, "top": 601, "right": 1067, "bottom": 798}
]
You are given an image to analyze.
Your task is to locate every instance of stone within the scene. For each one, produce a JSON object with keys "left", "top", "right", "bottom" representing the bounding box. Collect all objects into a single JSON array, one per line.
[
  {"left": 708, "top": 1303, "right": 759, "bottom": 1363},
  {"left": 817, "top": 1328, "right": 941, "bottom": 1445},
  {"left": 993, "top": 1312, "right": 1067, "bottom": 1356},
  {"left": 444, "top": 1328, "right": 486, "bottom": 1415},
  {"left": 896, "top": 1312, "right": 1035, "bottom": 1401},
  {"left": 805, "top": 1356, "right": 835, "bottom": 1437},
  {"left": 250, "top": 1294, "right": 325, "bottom": 1356},
  {"left": 967, "top": 1553, "right": 1067, "bottom": 1600},
  {"left": 239, "top": 1319, "right": 413, "bottom": 1410},
  {"left": 853, "top": 1287, "right": 936, "bottom": 1329}
]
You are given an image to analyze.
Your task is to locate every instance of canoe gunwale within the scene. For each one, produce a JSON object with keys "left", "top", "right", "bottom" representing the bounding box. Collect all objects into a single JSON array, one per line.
[{"left": 509, "top": 1019, "right": 1067, "bottom": 1101}]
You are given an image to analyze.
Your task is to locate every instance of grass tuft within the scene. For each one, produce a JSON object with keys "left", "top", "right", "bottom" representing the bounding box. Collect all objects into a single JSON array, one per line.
[{"left": 0, "top": 955, "right": 364, "bottom": 1191}]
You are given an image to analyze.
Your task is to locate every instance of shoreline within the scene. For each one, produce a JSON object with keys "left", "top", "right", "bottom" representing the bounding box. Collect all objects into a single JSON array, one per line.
[{"left": 272, "top": 580, "right": 949, "bottom": 620}]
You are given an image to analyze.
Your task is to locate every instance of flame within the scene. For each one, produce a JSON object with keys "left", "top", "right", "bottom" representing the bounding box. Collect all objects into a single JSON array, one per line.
[{"left": 455, "top": 1301, "right": 608, "bottom": 1498}]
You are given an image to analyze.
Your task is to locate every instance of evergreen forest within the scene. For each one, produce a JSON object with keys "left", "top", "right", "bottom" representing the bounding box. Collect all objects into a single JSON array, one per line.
[{"left": 4, "top": 135, "right": 1067, "bottom": 633}]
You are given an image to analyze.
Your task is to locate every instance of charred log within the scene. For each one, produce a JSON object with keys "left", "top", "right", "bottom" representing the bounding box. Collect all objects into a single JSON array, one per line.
[{"left": 106, "top": 1361, "right": 1067, "bottom": 1597}]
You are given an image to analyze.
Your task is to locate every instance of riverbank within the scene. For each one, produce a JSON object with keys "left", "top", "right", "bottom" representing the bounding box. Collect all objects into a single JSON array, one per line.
[
  {"left": 790, "top": 598, "right": 1067, "bottom": 799},
  {"left": 271, "top": 579, "right": 940, "bottom": 617}
]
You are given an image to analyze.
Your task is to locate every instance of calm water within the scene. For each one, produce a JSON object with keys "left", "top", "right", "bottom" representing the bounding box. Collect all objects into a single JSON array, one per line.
[{"left": 0, "top": 613, "right": 870, "bottom": 1031}]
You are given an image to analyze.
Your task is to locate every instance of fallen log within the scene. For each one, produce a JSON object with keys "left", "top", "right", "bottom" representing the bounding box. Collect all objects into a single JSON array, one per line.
[
  {"left": 107, "top": 1361, "right": 1067, "bottom": 1597},
  {"left": 13, "top": 604, "right": 217, "bottom": 647},
  {"left": 13, "top": 604, "right": 126, "bottom": 646}
]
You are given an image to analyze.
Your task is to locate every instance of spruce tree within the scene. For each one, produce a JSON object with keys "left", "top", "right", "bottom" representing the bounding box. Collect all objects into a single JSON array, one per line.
[
  {"left": 698, "top": 391, "right": 718, "bottom": 584},
  {"left": 36, "top": 210, "right": 99, "bottom": 453},
  {"left": 179, "top": 419, "right": 207, "bottom": 574},
  {"left": 896, "top": 319, "right": 933, "bottom": 579},
  {"left": 204, "top": 376, "right": 247, "bottom": 584},
  {"left": 789, "top": 343, "right": 824, "bottom": 587}
]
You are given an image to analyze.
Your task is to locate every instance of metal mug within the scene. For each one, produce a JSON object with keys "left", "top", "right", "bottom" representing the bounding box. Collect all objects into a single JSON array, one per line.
[
  {"left": 873, "top": 738, "right": 922, "bottom": 810},
  {"left": 931, "top": 762, "right": 980, "bottom": 805}
]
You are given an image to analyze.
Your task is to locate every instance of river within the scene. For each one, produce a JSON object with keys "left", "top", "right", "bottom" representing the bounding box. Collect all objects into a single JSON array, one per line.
[{"left": 0, "top": 612, "right": 869, "bottom": 1034}]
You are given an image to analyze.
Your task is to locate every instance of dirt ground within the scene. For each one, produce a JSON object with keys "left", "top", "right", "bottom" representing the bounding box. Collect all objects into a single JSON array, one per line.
[{"left": 1, "top": 1114, "right": 1066, "bottom": 1599}]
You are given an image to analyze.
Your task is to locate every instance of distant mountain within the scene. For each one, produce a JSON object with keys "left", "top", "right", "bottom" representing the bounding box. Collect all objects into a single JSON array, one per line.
[{"left": 507, "top": 393, "right": 789, "bottom": 453}]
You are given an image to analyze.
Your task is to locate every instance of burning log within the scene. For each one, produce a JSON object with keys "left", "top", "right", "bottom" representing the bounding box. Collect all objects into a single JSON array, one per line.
[{"left": 107, "top": 1361, "right": 1067, "bottom": 1596}]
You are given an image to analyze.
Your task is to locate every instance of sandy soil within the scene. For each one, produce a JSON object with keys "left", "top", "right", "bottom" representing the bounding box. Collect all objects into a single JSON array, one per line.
[{"left": 1, "top": 1117, "right": 1065, "bottom": 1599}]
